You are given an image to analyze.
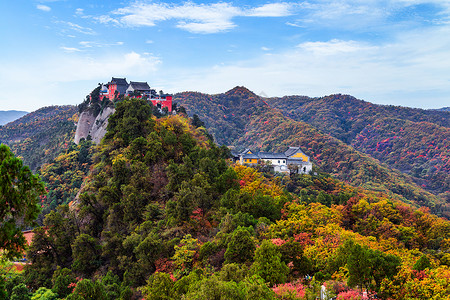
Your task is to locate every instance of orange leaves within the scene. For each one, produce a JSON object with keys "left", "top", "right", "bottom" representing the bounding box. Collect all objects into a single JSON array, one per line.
[{"left": 233, "top": 164, "right": 283, "bottom": 198}]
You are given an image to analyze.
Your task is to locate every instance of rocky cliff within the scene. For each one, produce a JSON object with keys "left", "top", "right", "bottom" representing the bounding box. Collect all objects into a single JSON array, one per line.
[{"left": 74, "top": 106, "right": 115, "bottom": 144}]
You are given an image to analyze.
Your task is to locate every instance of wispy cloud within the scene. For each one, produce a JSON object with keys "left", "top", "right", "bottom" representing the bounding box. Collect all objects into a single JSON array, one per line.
[
  {"left": 60, "top": 46, "right": 82, "bottom": 52},
  {"left": 290, "top": 0, "right": 450, "bottom": 32},
  {"left": 246, "top": 3, "right": 293, "bottom": 17},
  {"left": 79, "top": 41, "right": 124, "bottom": 48},
  {"left": 36, "top": 4, "right": 51, "bottom": 12},
  {"left": 56, "top": 21, "right": 96, "bottom": 35},
  {"left": 163, "top": 23, "right": 450, "bottom": 109},
  {"left": 298, "top": 39, "right": 377, "bottom": 55},
  {"left": 100, "top": 2, "right": 295, "bottom": 34},
  {"left": 0, "top": 51, "right": 161, "bottom": 110}
]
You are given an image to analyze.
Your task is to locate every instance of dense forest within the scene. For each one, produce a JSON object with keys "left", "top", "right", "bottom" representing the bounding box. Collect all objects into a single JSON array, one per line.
[
  {"left": 0, "top": 106, "right": 78, "bottom": 171},
  {"left": 173, "top": 87, "right": 449, "bottom": 217},
  {"left": 266, "top": 94, "right": 450, "bottom": 198},
  {"left": 2, "top": 97, "right": 450, "bottom": 299}
]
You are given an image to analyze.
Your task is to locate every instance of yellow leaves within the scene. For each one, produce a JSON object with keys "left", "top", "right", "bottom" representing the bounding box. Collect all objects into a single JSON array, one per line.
[
  {"left": 383, "top": 266, "right": 450, "bottom": 300},
  {"left": 112, "top": 153, "right": 125, "bottom": 165},
  {"left": 68, "top": 113, "right": 79, "bottom": 123},
  {"left": 158, "top": 115, "right": 189, "bottom": 134},
  {"left": 155, "top": 115, "right": 209, "bottom": 149},
  {"left": 233, "top": 164, "right": 284, "bottom": 198}
]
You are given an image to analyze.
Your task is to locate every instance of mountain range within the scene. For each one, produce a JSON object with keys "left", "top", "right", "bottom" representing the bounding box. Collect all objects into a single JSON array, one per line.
[
  {"left": 0, "top": 110, "right": 28, "bottom": 125},
  {"left": 173, "top": 87, "right": 450, "bottom": 216},
  {"left": 0, "top": 106, "right": 77, "bottom": 170},
  {"left": 3, "top": 92, "right": 450, "bottom": 299},
  {"left": 0, "top": 87, "right": 448, "bottom": 217}
]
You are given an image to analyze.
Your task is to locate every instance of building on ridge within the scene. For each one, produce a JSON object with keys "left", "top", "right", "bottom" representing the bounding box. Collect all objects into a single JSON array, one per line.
[
  {"left": 98, "top": 77, "right": 172, "bottom": 112},
  {"left": 235, "top": 147, "right": 312, "bottom": 174},
  {"left": 100, "top": 77, "right": 129, "bottom": 100},
  {"left": 126, "top": 81, "right": 153, "bottom": 97}
]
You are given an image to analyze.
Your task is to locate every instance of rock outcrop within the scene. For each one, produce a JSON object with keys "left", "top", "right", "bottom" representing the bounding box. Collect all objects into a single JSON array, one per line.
[{"left": 74, "top": 107, "right": 115, "bottom": 144}]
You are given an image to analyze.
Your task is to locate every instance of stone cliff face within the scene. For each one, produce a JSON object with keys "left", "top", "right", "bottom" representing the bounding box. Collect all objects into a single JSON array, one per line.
[{"left": 74, "top": 107, "right": 115, "bottom": 144}]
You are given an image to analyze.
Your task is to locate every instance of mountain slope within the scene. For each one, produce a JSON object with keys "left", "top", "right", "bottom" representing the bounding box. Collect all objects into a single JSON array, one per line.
[
  {"left": 265, "top": 94, "right": 450, "bottom": 196},
  {"left": 174, "top": 88, "right": 447, "bottom": 216},
  {"left": 0, "top": 110, "right": 28, "bottom": 125},
  {"left": 266, "top": 94, "right": 450, "bottom": 143},
  {"left": 0, "top": 105, "right": 78, "bottom": 170},
  {"left": 21, "top": 98, "right": 450, "bottom": 299},
  {"left": 174, "top": 87, "right": 269, "bottom": 146}
]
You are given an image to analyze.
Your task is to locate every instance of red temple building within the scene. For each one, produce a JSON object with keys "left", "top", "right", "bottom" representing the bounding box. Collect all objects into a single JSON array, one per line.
[{"left": 99, "top": 77, "right": 172, "bottom": 112}]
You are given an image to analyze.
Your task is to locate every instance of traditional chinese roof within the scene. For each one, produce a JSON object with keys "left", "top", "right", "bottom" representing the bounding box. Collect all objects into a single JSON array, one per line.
[
  {"left": 285, "top": 146, "right": 307, "bottom": 157},
  {"left": 242, "top": 153, "right": 259, "bottom": 159},
  {"left": 257, "top": 152, "right": 287, "bottom": 159},
  {"left": 231, "top": 150, "right": 240, "bottom": 158},
  {"left": 109, "top": 77, "right": 128, "bottom": 86},
  {"left": 128, "top": 81, "right": 151, "bottom": 91},
  {"left": 108, "top": 77, "right": 129, "bottom": 95}
]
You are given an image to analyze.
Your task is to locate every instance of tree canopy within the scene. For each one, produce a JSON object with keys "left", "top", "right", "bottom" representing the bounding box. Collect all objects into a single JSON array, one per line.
[{"left": 0, "top": 144, "right": 45, "bottom": 260}]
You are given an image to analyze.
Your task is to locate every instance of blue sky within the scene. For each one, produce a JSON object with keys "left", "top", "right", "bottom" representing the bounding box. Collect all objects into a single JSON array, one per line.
[{"left": 1, "top": 0, "right": 450, "bottom": 111}]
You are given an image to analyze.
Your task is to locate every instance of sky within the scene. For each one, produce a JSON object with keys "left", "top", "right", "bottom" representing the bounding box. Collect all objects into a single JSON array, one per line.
[{"left": 1, "top": 0, "right": 450, "bottom": 111}]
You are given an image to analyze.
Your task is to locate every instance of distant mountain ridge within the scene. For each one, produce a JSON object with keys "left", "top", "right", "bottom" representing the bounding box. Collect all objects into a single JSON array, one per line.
[
  {"left": 0, "top": 87, "right": 447, "bottom": 216},
  {"left": 174, "top": 87, "right": 449, "bottom": 216},
  {"left": 0, "top": 110, "right": 28, "bottom": 125},
  {"left": 0, "top": 105, "right": 78, "bottom": 170}
]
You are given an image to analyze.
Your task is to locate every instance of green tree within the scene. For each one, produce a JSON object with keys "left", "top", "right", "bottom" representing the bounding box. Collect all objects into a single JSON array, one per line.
[
  {"left": 345, "top": 240, "right": 400, "bottom": 292},
  {"left": 172, "top": 234, "right": 199, "bottom": 278},
  {"left": 51, "top": 267, "right": 76, "bottom": 298},
  {"left": 192, "top": 114, "right": 205, "bottom": 128},
  {"left": 71, "top": 234, "right": 101, "bottom": 276},
  {"left": 0, "top": 144, "right": 45, "bottom": 260},
  {"left": 251, "top": 240, "right": 289, "bottom": 286},
  {"left": 413, "top": 255, "right": 431, "bottom": 271},
  {"left": 11, "top": 283, "right": 31, "bottom": 300},
  {"left": 141, "top": 272, "right": 175, "bottom": 300},
  {"left": 224, "top": 226, "right": 255, "bottom": 264},
  {"left": 31, "top": 287, "right": 58, "bottom": 300},
  {"left": 25, "top": 205, "right": 78, "bottom": 290},
  {"left": 66, "top": 279, "right": 107, "bottom": 300},
  {"left": 104, "top": 98, "right": 154, "bottom": 146}
]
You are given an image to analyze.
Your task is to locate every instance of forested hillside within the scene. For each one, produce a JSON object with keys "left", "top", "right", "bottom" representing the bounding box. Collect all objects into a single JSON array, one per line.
[
  {"left": 4, "top": 98, "right": 450, "bottom": 299},
  {"left": 174, "top": 87, "right": 268, "bottom": 146},
  {"left": 173, "top": 88, "right": 448, "bottom": 216},
  {"left": 0, "top": 106, "right": 78, "bottom": 171},
  {"left": 436, "top": 107, "right": 450, "bottom": 112},
  {"left": 266, "top": 94, "right": 450, "bottom": 198}
]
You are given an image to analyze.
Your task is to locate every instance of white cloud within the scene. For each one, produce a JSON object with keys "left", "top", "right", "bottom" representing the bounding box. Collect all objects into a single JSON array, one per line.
[
  {"left": 287, "top": 0, "right": 450, "bottom": 32},
  {"left": 55, "top": 21, "right": 96, "bottom": 35},
  {"left": 37, "top": 4, "right": 51, "bottom": 12},
  {"left": 246, "top": 3, "right": 293, "bottom": 17},
  {"left": 161, "top": 24, "right": 450, "bottom": 109},
  {"left": 102, "top": 2, "right": 294, "bottom": 33},
  {"left": 298, "top": 39, "right": 377, "bottom": 55},
  {"left": 261, "top": 47, "right": 271, "bottom": 51},
  {"left": 79, "top": 41, "right": 124, "bottom": 48},
  {"left": 0, "top": 51, "right": 161, "bottom": 110},
  {"left": 60, "top": 47, "right": 82, "bottom": 52}
]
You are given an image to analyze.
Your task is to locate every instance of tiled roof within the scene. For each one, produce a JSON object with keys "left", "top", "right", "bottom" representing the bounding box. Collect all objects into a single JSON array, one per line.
[
  {"left": 258, "top": 152, "right": 287, "bottom": 159},
  {"left": 231, "top": 151, "right": 240, "bottom": 157},
  {"left": 129, "top": 81, "right": 151, "bottom": 91},
  {"left": 108, "top": 77, "right": 129, "bottom": 95},
  {"left": 243, "top": 153, "right": 259, "bottom": 159},
  {"left": 285, "top": 146, "right": 302, "bottom": 157},
  {"left": 110, "top": 77, "right": 128, "bottom": 86}
]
